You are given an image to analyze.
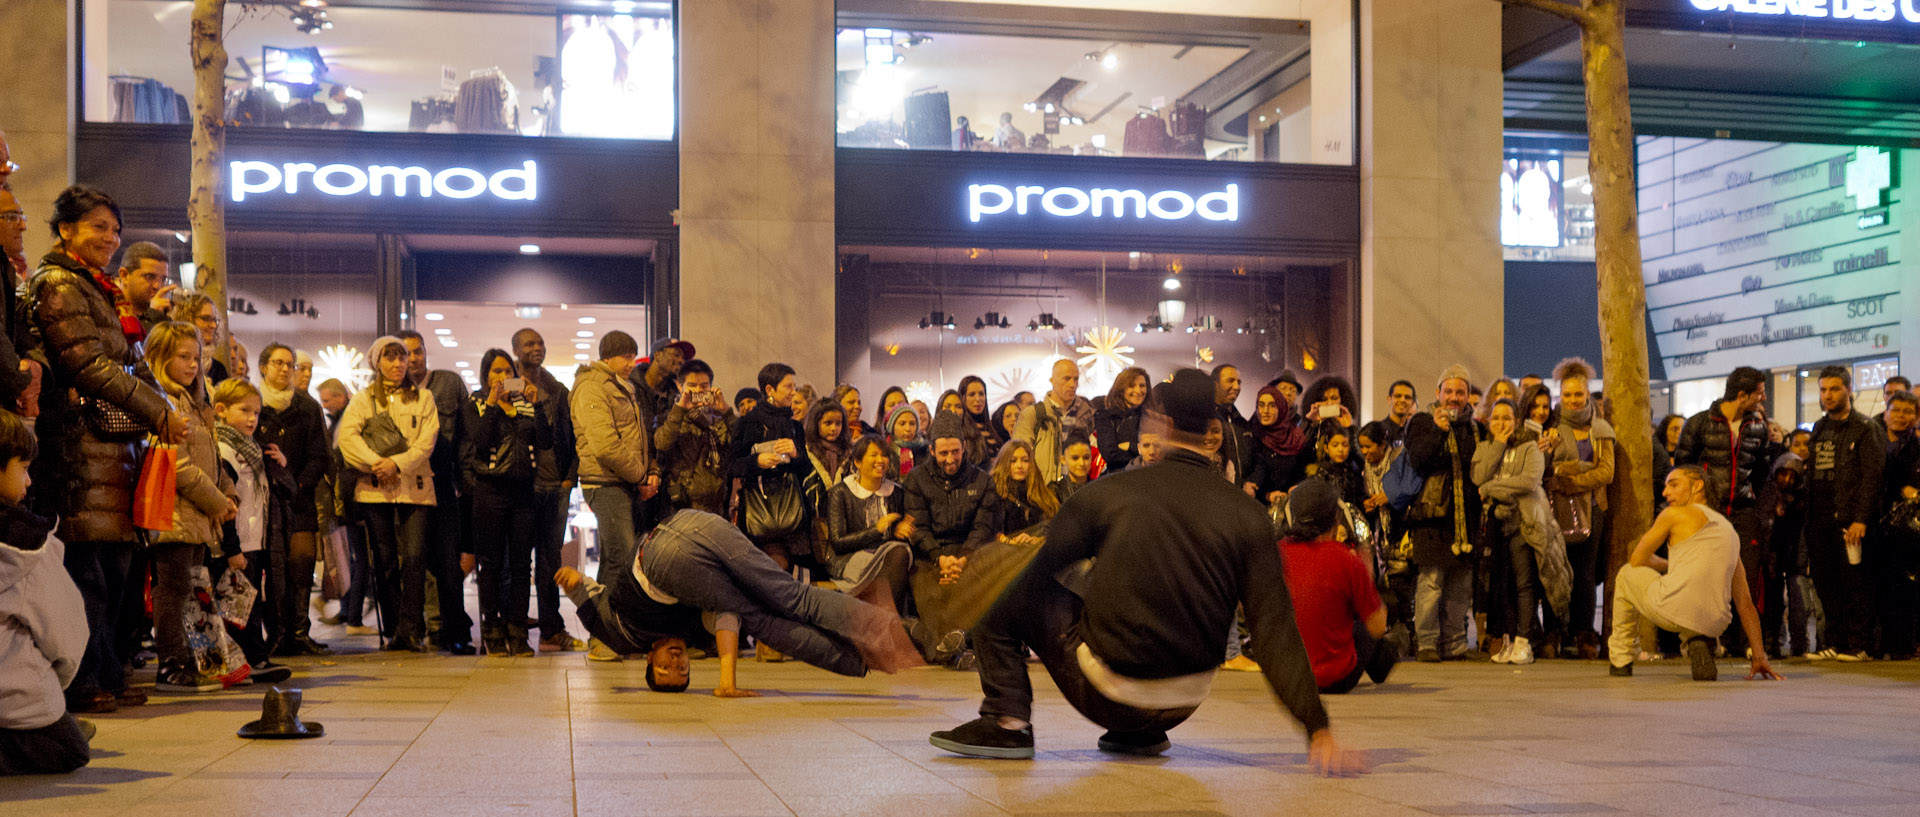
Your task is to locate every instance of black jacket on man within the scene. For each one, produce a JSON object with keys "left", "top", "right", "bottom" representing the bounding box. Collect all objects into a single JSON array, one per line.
[
  {"left": 1881, "top": 429, "right": 1920, "bottom": 516},
  {"left": 900, "top": 460, "right": 989, "bottom": 559},
  {"left": 1023, "top": 447, "right": 1329, "bottom": 735},
  {"left": 1807, "top": 410, "right": 1883, "bottom": 527},
  {"left": 1675, "top": 400, "right": 1776, "bottom": 514},
  {"left": 256, "top": 390, "right": 331, "bottom": 531},
  {"left": 524, "top": 364, "right": 577, "bottom": 493},
  {"left": 1403, "top": 408, "right": 1482, "bottom": 566}
]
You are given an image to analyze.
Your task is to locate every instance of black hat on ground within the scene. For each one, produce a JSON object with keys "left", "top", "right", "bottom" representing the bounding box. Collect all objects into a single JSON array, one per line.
[
  {"left": 238, "top": 687, "right": 325, "bottom": 740},
  {"left": 1154, "top": 368, "right": 1217, "bottom": 434},
  {"left": 1281, "top": 478, "right": 1342, "bottom": 541}
]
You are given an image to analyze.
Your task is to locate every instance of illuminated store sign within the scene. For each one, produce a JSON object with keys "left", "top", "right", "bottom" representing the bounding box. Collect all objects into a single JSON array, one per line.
[
  {"left": 968, "top": 183, "right": 1239, "bottom": 223},
  {"left": 230, "top": 159, "right": 538, "bottom": 202},
  {"left": 1687, "top": 0, "right": 1920, "bottom": 23}
]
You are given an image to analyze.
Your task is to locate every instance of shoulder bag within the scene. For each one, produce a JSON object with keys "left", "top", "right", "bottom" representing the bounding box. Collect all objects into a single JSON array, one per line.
[{"left": 743, "top": 472, "right": 807, "bottom": 540}]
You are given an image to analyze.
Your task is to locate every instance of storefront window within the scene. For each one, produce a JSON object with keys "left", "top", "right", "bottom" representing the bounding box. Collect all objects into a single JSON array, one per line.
[
  {"left": 84, "top": 1, "right": 675, "bottom": 140},
  {"left": 1501, "top": 132, "right": 1595, "bottom": 262},
  {"left": 838, "top": 247, "right": 1352, "bottom": 416},
  {"left": 834, "top": 23, "right": 1317, "bottom": 163}
]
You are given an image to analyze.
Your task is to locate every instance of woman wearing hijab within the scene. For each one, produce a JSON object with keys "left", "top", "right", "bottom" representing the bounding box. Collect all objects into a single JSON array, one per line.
[{"left": 1246, "top": 385, "right": 1309, "bottom": 505}]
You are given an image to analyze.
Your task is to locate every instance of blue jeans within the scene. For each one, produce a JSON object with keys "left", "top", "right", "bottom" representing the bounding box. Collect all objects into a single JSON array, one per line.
[
  {"left": 1414, "top": 563, "right": 1471, "bottom": 655},
  {"left": 341, "top": 523, "right": 371, "bottom": 627},
  {"left": 640, "top": 509, "right": 870, "bottom": 676},
  {"left": 586, "top": 485, "right": 642, "bottom": 585}
]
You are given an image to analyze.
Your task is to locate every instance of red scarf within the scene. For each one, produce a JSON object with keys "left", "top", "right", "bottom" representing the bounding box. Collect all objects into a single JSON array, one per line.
[{"left": 71, "top": 251, "right": 145, "bottom": 344}]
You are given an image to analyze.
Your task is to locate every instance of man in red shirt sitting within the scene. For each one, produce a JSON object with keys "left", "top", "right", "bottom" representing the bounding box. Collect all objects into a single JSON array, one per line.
[{"left": 1280, "top": 480, "right": 1397, "bottom": 693}]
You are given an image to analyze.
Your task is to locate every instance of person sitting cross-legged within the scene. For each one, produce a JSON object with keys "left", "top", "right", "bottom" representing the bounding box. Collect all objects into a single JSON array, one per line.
[{"left": 1608, "top": 465, "right": 1784, "bottom": 682}]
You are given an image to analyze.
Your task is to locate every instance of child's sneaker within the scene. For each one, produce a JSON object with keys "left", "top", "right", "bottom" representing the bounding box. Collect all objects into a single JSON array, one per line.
[{"left": 156, "top": 663, "right": 222, "bottom": 693}]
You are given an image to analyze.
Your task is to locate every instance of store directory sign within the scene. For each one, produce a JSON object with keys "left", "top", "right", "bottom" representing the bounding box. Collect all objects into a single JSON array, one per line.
[{"left": 1639, "top": 137, "right": 1910, "bottom": 380}]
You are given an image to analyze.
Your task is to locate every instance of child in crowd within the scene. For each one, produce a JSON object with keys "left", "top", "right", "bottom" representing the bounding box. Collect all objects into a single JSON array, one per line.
[
  {"left": 1051, "top": 434, "right": 1093, "bottom": 506},
  {"left": 0, "top": 410, "right": 96, "bottom": 775},
  {"left": 143, "top": 321, "right": 239, "bottom": 694},
  {"left": 213, "top": 378, "right": 295, "bottom": 681}
]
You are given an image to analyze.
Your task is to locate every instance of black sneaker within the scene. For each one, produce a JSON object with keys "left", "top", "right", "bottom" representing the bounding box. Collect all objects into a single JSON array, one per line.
[
  {"left": 1415, "top": 648, "right": 1441, "bottom": 663},
  {"left": 1686, "top": 636, "right": 1717, "bottom": 681},
  {"left": 250, "top": 663, "right": 294, "bottom": 685},
  {"left": 1097, "top": 730, "right": 1171, "bottom": 757},
  {"left": 1607, "top": 662, "right": 1632, "bottom": 677},
  {"left": 930, "top": 716, "right": 1035, "bottom": 759}
]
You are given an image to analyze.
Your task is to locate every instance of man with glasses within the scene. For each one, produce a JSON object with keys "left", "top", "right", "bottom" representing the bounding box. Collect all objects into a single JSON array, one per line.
[
  {"left": 0, "top": 182, "right": 34, "bottom": 412},
  {"left": 115, "top": 241, "right": 173, "bottom": 334}
]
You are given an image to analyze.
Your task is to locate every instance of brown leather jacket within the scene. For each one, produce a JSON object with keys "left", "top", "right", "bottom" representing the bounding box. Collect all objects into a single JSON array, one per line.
[{"left": 21, "top": 252, "right": 173, "bottom": 544}]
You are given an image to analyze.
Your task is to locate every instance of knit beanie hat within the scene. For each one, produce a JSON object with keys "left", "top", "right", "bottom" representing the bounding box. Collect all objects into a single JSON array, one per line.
[
  {"left": 1437, "top": 364, "right": 1472, "bottom": 391},
  {"left": 367, "top": 335, "right": 404, "bottom": 371},
  {"left": 929, "top": 411, "right": 967, "bottom": 444},
  {"left": 1283, "top": 478, "right": 1342, "bottom": 541}
]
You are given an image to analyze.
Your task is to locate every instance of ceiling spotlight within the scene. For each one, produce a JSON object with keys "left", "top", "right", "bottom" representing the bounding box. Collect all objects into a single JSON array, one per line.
[
  {"left": 514, "top": 304, "right": 542, "bottom": 320},
  {"left": 519, "top": 244, "right": 541, "bottom": 254},
  {"left": 974, "top": 312, "right": 1011, "bottom": 330},
  {"left": 433, "top": 328, "right": 452, "bottom": 335},
  {"left": 1023, "top": 102, "right": 1038, "bottom": 113},
  {"left": 575, "top": 353, "right": 589, "bottom": 360},
  {"left": 1102, "top": 52, "right": 1119, "bottom": 70},
  {"left": 454, "top": 361, "right": 469, "bottom": 368},
  {"left": 1162, "top": 276, "right": 1181, "bottom": 291},
  {"left": 1029, "top": 313, "right": 1063, "bottom": 331},
  {"left": 576, "top": 330, "right": 594, "bottom": 337},
  {"left": 437, "top": 338, "right": 458, "bottom": 348},
  {"left": 173, "top": 231, "right": 189, "bottom": 243},
  {"left": 575, "top": 342, "right": 591, "bottom": 350},
  {"left": 423, "top": 312, "right": 444, "bottom": 321},
  {"left": 920, "top": 311, "right": 957, "bottom": 330},
  {"left": 903, "top": 33, "right": 932, "bottom": 48},
  {"left": 299, "top": 0, "right": 327, "bottom": 6},
  {"left": 578, "top": 316, "right": 596, "bottom": 324},
  {"left": 1136, "top": 313, "right": 1171, "bottom": 333}
]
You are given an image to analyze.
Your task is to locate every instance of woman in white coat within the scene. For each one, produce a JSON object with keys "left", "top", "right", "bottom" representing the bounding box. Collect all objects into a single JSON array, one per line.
[{"left": 337, "top": 336, "right": 439, "bottom": 652}]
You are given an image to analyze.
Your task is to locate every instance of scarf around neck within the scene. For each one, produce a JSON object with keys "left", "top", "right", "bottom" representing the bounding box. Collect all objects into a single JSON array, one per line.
[
  {"left": 217, "top": 420, "right": 265, "bottom": 475},
  {"left": 1558, "top": 400, "right": 1594, "bottom": 430},
  {"left": 63, "top": 251, "right": 144, "bottom": 344},
  {"left": 261, "top": 381, "right": 296, "bottom": 412}
]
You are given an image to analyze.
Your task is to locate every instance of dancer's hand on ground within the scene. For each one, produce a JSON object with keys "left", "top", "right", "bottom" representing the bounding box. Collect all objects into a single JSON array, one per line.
[
  {"left": 1748, "top": 655, "right": 1784, "bottom": 681},
  {"left": 1308, "top": 730, "right": 1368, "bottom": 777},
  {"left": 714, "top": 685, "right": 761, "bottom": 698}
]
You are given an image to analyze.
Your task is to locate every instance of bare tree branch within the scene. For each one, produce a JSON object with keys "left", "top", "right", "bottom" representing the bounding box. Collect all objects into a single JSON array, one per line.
[{"left": 1500, "top": 0, "right": 1585, "bottom": 24}]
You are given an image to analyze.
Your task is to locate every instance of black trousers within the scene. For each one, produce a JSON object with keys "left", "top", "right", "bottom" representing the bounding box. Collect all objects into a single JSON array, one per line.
[
  {"left": 0, "top": 713, "right": 90, "bottom": 776},
  {"left": 1720, "top": 506, "right": 1770, "bottom": 656},
  {"left": 1869, "top": 525, "right": 1918, "bottom": 657},
  {"left": 974, "top": 557, "right": 1197, "bottom": 734},
  {"left": 425, "top": 475, "right": 473, "bottom": 645},
  {"left": 213, "top": 550, "right": 273, "bottom": 666},
  {"left": 1321, "top": 621, "right": 1398, "bottom": 694},
  {"left": 470, "top": 481, "right": 537, "bottom": 641},
  {"left": 63, "top": 541, "right": 133, "bottom": 698},
  {"left": 1806, "top": 513, "right": 1873, "bottom": 654},
  {"left": 530, "top": 487, "right": 571, "bottom": 635}
]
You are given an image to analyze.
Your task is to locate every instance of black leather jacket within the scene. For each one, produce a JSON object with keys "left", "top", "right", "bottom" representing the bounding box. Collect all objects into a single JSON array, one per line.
[
  {"left": 1675, "top": 400, "right": 1776, "bottom": 513},
  {"left": 899, "top": 461, "right": 989, "bottom": 558}
]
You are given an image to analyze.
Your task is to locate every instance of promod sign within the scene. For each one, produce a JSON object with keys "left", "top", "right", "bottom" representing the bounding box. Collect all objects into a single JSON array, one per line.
[
  {"left": 967, "top": 183, "right": 1239, "bottom": 223},
  {"left": 1689, "top": 0, "right": 1920, "bottom": 23},
  {"left": 229, "top": 159, "right": 538, "bottom": 202}
]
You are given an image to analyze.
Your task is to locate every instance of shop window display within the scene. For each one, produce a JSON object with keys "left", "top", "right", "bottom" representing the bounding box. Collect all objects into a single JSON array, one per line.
[
  {"left": 85, "top": 1, "right": 675, "bottom": 140},
  {"left": 835, "top": 24, "right": 1316, "bottom": 164},
  {"left": 839, "top": 248, "right": 1351, "bottom": 417}
]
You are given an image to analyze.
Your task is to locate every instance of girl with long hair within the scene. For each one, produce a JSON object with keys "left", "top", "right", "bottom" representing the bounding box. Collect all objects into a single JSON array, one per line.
[
  {"left": 967, "top": 440, "right": 1058, "bottom": 547},
  {"left": 956, "top": 375, "right": 999, "bottom": 466},
  {"left": 873, "top": 386, "right": 907, "bottom": 435},
  {"left": 1095, "top": 366, "right": 1150, "bottom": 473}
]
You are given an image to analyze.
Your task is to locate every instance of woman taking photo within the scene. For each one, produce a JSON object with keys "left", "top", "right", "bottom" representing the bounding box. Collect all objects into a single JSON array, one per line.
[
  {"left": 1094, "top": 366, "right": 1149, "bottom": 473},
  {"left": 462, "top": 348, "right": 542, "bottom": 657},
  {"left": 823, "top": 435, "right": 914, "bottom": 613},
  {"left": 23, "top": 185, "right": 189, "bottom": 713},
  {"left": 337, "top": 335, "right": 441, "bottom": 653}
]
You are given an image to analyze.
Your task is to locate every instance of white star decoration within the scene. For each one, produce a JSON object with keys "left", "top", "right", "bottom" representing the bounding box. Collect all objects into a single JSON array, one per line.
[{"left": 1076, "top": 327, "right": 1135, "bottom": 393}]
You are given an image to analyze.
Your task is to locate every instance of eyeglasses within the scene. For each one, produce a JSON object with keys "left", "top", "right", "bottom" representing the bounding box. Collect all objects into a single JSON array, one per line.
[
  {"left": 262, "top": 359, "right": 294, "bottom": 370},
  {"left": 0, "top": 212, "right": 24, "bottom": 224}
]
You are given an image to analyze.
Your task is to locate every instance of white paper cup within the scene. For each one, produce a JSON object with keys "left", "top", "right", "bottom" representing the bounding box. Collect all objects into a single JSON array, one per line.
[{"left": 1846, "top": 541, "right": 1863, "bottom": 566}]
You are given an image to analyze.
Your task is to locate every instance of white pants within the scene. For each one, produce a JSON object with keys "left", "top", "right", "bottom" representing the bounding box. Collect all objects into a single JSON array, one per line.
[{"left": 1608, "top": 565, "right": 1719, "bottom": 667}]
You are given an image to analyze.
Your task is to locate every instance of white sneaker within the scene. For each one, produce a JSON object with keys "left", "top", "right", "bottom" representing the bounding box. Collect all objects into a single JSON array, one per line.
[
  {"left": 1509, "top": 637, "right": 1535, "bottom": 665},
  {"left": 1809, "top": 648, "right": 1837, "bottom": 661},
  {"left": 1835, "top": 651, "right": 1872, "bottom": 663},
  {"left": 1491, "top": 639, "right": 1514, "bottom": 664}
]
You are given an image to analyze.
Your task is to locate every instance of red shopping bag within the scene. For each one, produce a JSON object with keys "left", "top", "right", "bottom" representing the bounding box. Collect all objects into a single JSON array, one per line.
[{"left": 132, "top": 439, "right": 178, "bottom": 531}]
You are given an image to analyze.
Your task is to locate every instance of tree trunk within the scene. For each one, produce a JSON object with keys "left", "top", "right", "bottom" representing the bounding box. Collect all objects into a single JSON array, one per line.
[
  {"left": 188, "top": 0, "right": 229, "bottom": 368},
  {"left": 1577, "top": 0, "right": 1653, "bottom": 628}
]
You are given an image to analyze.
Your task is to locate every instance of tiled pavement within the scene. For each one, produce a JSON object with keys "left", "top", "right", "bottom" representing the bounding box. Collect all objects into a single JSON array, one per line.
[{"left": 6, "top": 629, "right": 1920, "bottom": 817}]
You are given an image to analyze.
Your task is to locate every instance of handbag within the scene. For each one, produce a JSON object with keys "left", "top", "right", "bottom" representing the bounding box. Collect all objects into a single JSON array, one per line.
[
  {"left": 1551, "top": 491, "right": 1591, "bottom": 542},
  {"left": 360, "top": 410, "right": 409, "bottom": 458},
  {"left": 132, "top": 438, "right": 178, "bottom": 531},
  {"left": 743, "top": 473, "right": 806, "bottom": 540},
  {"left": 76, "top": 394, "right": 150, "bottom": 442},
  {"left": 320, "top": 525, "right": 352, "bottom": 600},
  {"left": 1406, "top": 473, "right": 1449, "bottom": 522},
  {"left": 1886, "top": 499, "right": 1920, "bottom": 537}
]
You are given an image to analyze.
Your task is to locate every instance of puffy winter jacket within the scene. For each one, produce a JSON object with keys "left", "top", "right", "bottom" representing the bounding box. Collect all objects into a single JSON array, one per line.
[
  {"left": 149, "top": 397, "right": 237, "bottom": 547},
  {"left": 0, "top": 504, "right": 86, "bottom": 731},
  {"left": 900, "top": 460, "right": 991, "bottom": 558},
  {"left": 1675, "top": 400, "right": 1776, "bottom": 513},
  {"left": 256, "top": 390, "right": 330, "bottom": 528},
  {"left": 570, "top": 361, "right": 656, "bottom": 488},
  {"left": 20, "top": 253, "right": 174, "bottom": 543},
  {"left": 654, "top": 403, "right": 731, "bottom": 514}
]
